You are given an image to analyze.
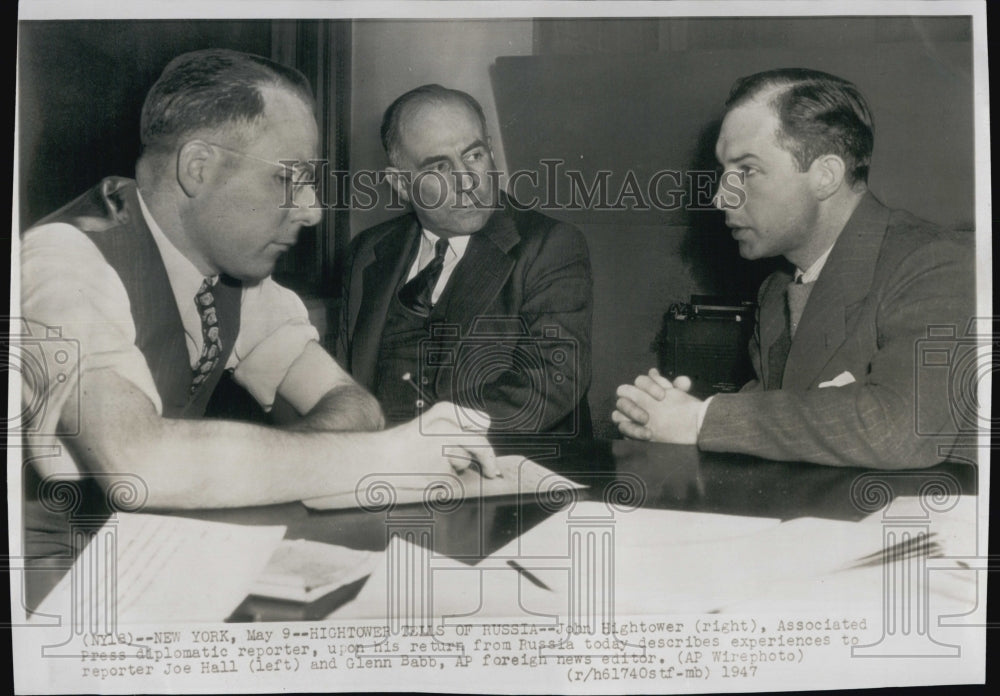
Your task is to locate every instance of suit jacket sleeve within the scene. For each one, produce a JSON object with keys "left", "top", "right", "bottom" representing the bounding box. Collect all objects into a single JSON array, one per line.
[
  {"left": 698, "top": 232, "right": 974, "bottom": 469},
  {"left": 443, "top": 222, "right": 593, "bottom": 433},
  {"left": 334, "top": 238, "right": 358, "bottom": 370}
]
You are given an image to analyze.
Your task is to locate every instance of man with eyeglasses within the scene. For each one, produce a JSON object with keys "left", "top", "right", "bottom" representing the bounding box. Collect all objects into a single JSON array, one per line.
[
  {"left": 337, "top": 84, "right": 593, "bottom": 437},
  {"left": 20, "top": 49, "right": 498, "bottom": 521}
]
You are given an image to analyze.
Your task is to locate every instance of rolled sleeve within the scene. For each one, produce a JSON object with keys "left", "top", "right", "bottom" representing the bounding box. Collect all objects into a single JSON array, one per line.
[
  {"left": 20, "top": 224, "right": 164, "bottom": 425},
  {"left": 229, "top": 278, "right": 320, "bottom": 410},
  {"left": 20, "top": 224, "right": 164, "bottom": 477}
]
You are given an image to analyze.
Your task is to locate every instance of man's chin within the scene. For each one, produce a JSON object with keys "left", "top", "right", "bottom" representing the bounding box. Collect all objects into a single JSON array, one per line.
[
  {"left": 223, "top": 264, "right": 276, "bottom": 285},
  {"left": 736, "top": 241, "right": 760, "bottom": 260}
]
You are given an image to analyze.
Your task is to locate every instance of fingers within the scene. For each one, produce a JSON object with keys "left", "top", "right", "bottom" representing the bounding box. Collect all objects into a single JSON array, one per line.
[
  {"left": 616, "top": 418, "right": 652, "bottom": 441},
  {"left": 647, "top": 368, "right": 692, "bottom": 393},
  {"left": 469, "top": 438, "right": 499, "bottom": 479},
  {"left": 633, "top": 374, "right": 666, "bottom": 400},
  {"left": 612, "top": 408, "right": 652, "bottom": 441},
  {"left": 412, "top": 403, "right": 499, "bottom": 478},
  {"left": 446, "top": 453, "right": 473, "bottom": 473},
  {"left": 647, "top": 368, "right": 673, "bottom": 390},
  {"left": 614, "top": 391, "right": 649, "bottom": 425}
]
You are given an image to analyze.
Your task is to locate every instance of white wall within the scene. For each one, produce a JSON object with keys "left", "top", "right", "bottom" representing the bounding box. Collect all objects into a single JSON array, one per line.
[{"left": 349, "top": 19, "right": 534, "bottom": 235}]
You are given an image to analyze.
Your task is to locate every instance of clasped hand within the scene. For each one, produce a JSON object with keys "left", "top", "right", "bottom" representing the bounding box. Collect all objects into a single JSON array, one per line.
[{"left": 612, "top": 368, "right": 703, "bottom": 444}]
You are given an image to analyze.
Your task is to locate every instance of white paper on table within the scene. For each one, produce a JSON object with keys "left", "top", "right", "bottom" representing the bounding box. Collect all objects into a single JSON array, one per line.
[
  {"left": 30, "top": 513, "right": 286, "bottom": 624},
  {"left": 329, "top": 536, "right": 555, "bottom": 622},
  {"left": 720, "top": 496, "right": 981, "bottom": 614},
  {"left": 480, "top": 503, "right": 784, "bottom": 616},
  {"left": 303, "top": 454, "right": 586, "bottom": 510},
  {"left": 856, "top": 494, "right": 981, "bottom": 556},
  {"left": 332, "top": 504, "right": 783, "bottom": 621},
  {"left": 251, "top": 539, "right": 380, "bottom": 602}
]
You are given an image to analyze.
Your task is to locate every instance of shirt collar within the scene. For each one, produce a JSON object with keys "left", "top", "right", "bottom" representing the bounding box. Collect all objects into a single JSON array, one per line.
[
  {"left": 136, "top": 190, "right": 217, "bottom": 311},
  {"left": 794, "top": 244, "right": 834, "bottom": 284},
  {"left": 420, "top": 228, "right": 470, "bottom": 262}
]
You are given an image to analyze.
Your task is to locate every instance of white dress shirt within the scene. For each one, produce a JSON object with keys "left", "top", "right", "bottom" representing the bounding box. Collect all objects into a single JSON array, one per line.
[
  {"left": 404, "top": 229, "right": 471, "bottom": 305},
  {"left": 20, "top": 191, "right": 320, "bottom": 475},
  {"left": 794, "top": 244, "right": 834, "bottom": 284}
]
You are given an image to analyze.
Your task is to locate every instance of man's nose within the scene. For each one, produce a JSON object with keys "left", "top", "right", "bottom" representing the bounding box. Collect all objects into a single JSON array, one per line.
[
  {"left": 712, "top": 187, "right": 725, "bottom": 211},
  {"left": 713, "top": 169, "right": 744, "bottom": 211},
  {"left": 289, "top": 184, "right": 324, "bottom": 226}
]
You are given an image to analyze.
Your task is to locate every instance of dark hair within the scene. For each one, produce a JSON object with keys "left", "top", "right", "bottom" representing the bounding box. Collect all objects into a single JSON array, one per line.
[
  {"left": 140, "top": 48, "right": 314, "bottom": 152},
  {"left": 380, "top": 84, "right": 488, "bottom": 165},
  {"left": 725, "top": 68, "right": 874, "bottom": 184}
]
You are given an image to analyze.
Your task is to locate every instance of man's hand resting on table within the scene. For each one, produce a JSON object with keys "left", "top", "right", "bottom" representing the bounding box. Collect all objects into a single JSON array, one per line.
[
  {"left": 387, "top": 402, "right": 500, "bottom": 479},
  {"left": 612, "top": 368, "right": 704, "bottom": 445}
]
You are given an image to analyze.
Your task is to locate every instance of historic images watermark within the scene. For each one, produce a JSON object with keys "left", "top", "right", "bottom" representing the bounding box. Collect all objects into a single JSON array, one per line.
[{"left": 275, "top": 161, "right": 748, "bottom": 213}]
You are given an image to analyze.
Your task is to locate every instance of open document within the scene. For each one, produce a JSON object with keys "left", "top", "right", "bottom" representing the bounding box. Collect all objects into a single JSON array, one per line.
[{"left": 30, "top": 513, "right": 286, "bottom": 624}]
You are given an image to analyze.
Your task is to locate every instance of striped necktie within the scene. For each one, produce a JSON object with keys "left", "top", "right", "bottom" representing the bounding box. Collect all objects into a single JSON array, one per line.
[{"left": 398, "top": 238, "right": 450, "bottom": 316}]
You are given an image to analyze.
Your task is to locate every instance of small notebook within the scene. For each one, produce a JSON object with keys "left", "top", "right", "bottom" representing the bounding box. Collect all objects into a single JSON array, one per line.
[{"left": 302, "top": 455, "right": 586, "bottom": 511}]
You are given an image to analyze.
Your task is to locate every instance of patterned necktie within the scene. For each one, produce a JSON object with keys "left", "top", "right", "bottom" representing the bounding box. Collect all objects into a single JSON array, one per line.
[
  {"left": 398, "top": 238, "right": 450, "bottom": 316},
  {"left": 191, "top": 278, "right": 222, "bottom": 394}
]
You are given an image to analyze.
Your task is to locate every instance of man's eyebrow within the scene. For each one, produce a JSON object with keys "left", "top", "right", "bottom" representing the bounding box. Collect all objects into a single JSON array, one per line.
[
  {"left": 416, "top": 154, "right": 449, "bottom": 169},
  {"left": 415, "top": 140, "right": 488, "bottom": 169},
  {"left": 725, "top": 153, "right": 760, "bottom": 165},
  {"left": 461, "top": 139, "right": 488, "bottom": 157}
]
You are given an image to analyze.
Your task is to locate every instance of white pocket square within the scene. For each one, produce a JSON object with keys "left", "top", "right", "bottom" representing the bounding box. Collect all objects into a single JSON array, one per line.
[{"left": 819, "top": 371, "right": 856, "bottom": 388}]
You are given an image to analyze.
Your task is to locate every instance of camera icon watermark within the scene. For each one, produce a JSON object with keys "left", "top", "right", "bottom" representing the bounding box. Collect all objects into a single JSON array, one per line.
[
  {"left": 914, "top": 318, "right": 995, "bottom": 437},
  {"left": 417, "top": 317, "right": 581, "bottom": 436},
  {"left": 4, "top": 318, "right": 80, "bottom": 439}
]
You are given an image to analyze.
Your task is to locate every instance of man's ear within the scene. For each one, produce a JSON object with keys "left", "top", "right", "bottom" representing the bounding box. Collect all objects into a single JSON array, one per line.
[
  {"left": 384, "top": 166, "right": 411, "bottom": 203},
  {"left": 176, "top": 140, "right": 216, "bottom": 198},
  {"left": 808, "top": 154, "right": 847, "bottom": 200}
]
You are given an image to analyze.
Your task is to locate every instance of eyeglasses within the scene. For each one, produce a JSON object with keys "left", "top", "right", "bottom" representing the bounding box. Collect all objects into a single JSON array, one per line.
[{"left": 205, "top": 141, "right": 318, "bottom": 186}]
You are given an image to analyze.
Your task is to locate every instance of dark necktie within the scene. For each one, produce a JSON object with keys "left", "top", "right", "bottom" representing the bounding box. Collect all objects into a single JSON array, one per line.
[
  {"left": 398, "top": 238, "right": 449, "bottom": 316},
  {"left": 191, "top": 278, "right": 223, "bottom": 394}
]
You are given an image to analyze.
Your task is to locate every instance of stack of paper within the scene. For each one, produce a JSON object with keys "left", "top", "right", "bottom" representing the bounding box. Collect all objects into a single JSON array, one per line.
[
  {"left": 30, "top": 513, "right": 286, "bottom": 624},
  {"left": 330, "top": 496, "right": 980, "bottom": 621},
  {"left": 330, "top": 504, "right": 783, "bottom": 621}
]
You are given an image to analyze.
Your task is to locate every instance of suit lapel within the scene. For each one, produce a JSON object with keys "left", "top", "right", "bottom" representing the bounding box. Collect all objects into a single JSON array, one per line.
[
  {"left": 352, "top": 218, "right": 421, "bottom": 387},
  {"left": 432, "top": 203, "right": 521, "bottom": 330},
  {"left": 783, "top": 193, "right": 891, "bottom": 389}
]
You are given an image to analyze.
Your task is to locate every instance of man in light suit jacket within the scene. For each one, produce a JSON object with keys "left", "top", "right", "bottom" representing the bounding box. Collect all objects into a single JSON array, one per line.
[
  {"left": 337, "top": 84, "right": 593, "bottom": 436},
  {"left": 614, "top": 68, "right": 975, "bottom": 469}
]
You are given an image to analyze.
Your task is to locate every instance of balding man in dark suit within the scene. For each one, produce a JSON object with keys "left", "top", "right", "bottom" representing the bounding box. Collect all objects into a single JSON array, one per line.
[{"left": 338, "top": 84, "right": 593, "bottom": 437}]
